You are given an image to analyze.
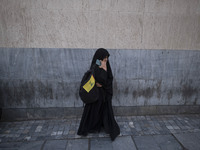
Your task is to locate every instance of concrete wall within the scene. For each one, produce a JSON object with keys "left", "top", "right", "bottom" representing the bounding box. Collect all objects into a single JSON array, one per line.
[
  {"left": 0, "top": 0, "right": 200, "bottom": 50},
  {"left": 0, "top": 0, "right": 200, "bottom": 120},
  {"left": 0, "top": 48, "right": 199, "bottom": 120}
]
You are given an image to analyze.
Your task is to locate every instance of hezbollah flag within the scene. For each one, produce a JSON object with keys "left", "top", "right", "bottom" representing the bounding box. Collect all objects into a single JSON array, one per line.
[{"left": 83, "top": 75, "right": 95, "bottom": 93}]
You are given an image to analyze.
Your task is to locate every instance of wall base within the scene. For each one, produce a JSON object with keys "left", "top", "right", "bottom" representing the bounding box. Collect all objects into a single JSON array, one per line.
[{"left": 1, "top": 105, "right": 200, "bottom": 121}]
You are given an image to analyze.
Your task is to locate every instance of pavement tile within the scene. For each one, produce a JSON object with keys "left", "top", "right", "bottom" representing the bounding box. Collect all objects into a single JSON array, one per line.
[
  {"left": 0, "top": 141, "right": 23, "bottom": 149},
  {"left": 63, "top": 130, "right": 69, "bottom": 136},
  {"left": 190, "top": 119, "right": 199, "bottom": 128},
  {"left": 134, "top": 135, "right": 161, "bottom": 150},
  {"left": 166, "top": 126, "right": 174, "bottom": 130},
  {"left": 130, "top": 116, "right": 137, "bottom": 122},
  {"left": 58, "top": 125, "right": 65, "bottom": 132},
  {"left": 91, "top": 136, "right": 137, "bottom": 150},
  {"left": 19, "top": 141, "right": 44, "bottom": 150},
  {"left": 24, "top": 136, "right": 31, "bottom": 141},
  {"left": 137, "top": 116, "right": 146, "bottom": 121},
  {"left": 173, "top": 126, "right": 180, "bottom": 130},
  {"left": 120, "top": 122, "right": 132, "bottom": 135},
  {"left": 52, "top": 125, "right": 59, "bottom": 132},
  {"left": 145, "top": 116, "right": 151, "bottom": 121},
  {"left": 134, "top": 122, "right": 143, "bottom": 134},
  {"left": 67, "top": 134, "right": 75, "bottom": 138},
  {"left": 173, "top": 132, "right": 200, "bottom": 150},
  {"left": 66, "top": 139, "right": 88, "bottom": 150},
  {"left": 29, "top": 136, "right": 37, "bottom": 141},
  {"left": 173, "top": 120, "right": 183, "bottom": 129},
  {"left": 150, "top": 116, "right": 158, "bottom": 121},
  {"left": 90, "top": 138, "right": 112, "bottom": 150},
  {"left": 126, "top": 116, "right": 133, "bottom": 121},
  {"left": 128, "top": 121, "right": 135, "bottom": 128},
  {"left": 153, "top": 135, "right": 182, "bottom": 150},
  {"left": 87, "top": 133, "right": 100, "bottom": 138},
  {"left": 113, "top": 136, "right": 137, "bottom": 150},
  {"left": 43, "top": 140, "right": 67, "bottom": 150},
  {"left": 193, "top": 132, "right": 200, "bottom": 140},
  {"left": 36, "top": 136, "right": 46, "bottom": 141},
  {"left": 57, "top": 131, "right": 63, "bottom": 135}
]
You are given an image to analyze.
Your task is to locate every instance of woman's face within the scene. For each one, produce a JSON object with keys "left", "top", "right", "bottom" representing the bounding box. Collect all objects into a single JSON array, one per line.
[{"left": 103, "top": 56, "right": 108, "bottom": 63}]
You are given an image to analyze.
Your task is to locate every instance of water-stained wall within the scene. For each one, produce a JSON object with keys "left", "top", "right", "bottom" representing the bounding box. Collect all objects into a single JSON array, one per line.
[
  {"left": 0, "top": 48, "right": 199, "bottom": 120},
  {"left": 1, "top": 0, "right": 200, "bottom": 120}
]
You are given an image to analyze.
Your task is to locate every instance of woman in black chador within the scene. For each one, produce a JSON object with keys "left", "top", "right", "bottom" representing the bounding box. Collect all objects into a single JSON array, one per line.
[{"left": 77, "top": 48, "right": 120, "bottom": 141}]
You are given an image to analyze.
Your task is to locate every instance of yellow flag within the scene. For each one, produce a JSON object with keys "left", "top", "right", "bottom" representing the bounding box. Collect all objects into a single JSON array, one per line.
[{"left": 83, "top": 75, "right": 95, "bottom": 93}]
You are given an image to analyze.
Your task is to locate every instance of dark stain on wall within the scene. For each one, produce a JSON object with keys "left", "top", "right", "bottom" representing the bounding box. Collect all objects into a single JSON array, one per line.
[
  {"left": 1, "top": 79, "right": 79, "bottom": 107},
  {"left": 182, "top": 84, "right": 197, "bottom": 98},
  {"left": 132, "top": 80, "right": 162, "bottom": 99},
  {"left": 0, "top": 81, "right": 8, "bottom": 107},
  {"left": 167, "top": 90, "right": 173, "bottom": 100},
  {"left": 1, "top": 80, "right": 35, "bottom": 107},
  {"left": 125, "top": 87, "right": 129, "bottom": 95},
  {"left": 37, "top": 80, "right": 53, "bottom": 100},
  {"left": 182, "top": 84, "right": 198, "bottom": 104},
  {"left": 63, "top": 83, "right": 71, "bottom": 98},
  {"left": 36, "top": 81, "right": 75, "bottom": 101},
  {"left": 156, "top": 81, "right": 161, "bottom": 99},
  {"left": 194, "top": 98, "right": 198, "bottom": 105},
  {"left": 133, "top": 87, "right": 154, "bottom": 99},
  {"left": 75, "top": 87, "right": 80, "bottom": 100}
]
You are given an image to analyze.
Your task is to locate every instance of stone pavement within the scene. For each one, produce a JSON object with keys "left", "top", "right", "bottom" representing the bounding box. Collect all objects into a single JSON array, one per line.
[{"left": 0, "top": 114, "right": 200, "bottom": 150}]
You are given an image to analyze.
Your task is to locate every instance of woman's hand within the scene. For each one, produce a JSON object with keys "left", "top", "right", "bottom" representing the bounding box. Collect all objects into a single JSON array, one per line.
[
  {"left": 96, "top": 82, "right": 102, "bottom": 87},
  {"left": 99, "top": 59, "right": 107, "bottom": 71}
]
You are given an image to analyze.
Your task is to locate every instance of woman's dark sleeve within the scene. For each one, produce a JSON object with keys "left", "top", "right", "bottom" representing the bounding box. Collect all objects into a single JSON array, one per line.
[{"left": 94, "top": 66, "right": 107, "bottom": 86}]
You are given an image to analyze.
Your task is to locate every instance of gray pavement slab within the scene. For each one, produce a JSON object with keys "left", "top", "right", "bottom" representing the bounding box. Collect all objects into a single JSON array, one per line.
[
  {"left": 19, "top": 141, "right": 44, "bottom": 150},
  {"left": 173, "top": 132, "right": 200, "bottom": 150},
  {"left": 133, "top": 134, "right": 183, "bottom": 150},
  {"left": 112, "top": 136, "right": 137, "bottom": 150},
  {"left": 90, "top": 136, "right": 137, "bottom": 150},
  {"left": 43, "top": 140, "right": 67, "bottom": 150},
  {"left": 134, "top": 135, "right": 161, "bottom": 150},
  {"left": 66, "top": 139, "right": 88, "bottom": 150},
  {"left": 90, "top": 138, "right": 113, "bottom": 150},
  {"left": 42, "top": 139, "right": 88, "bottom": 150},
  {"left": 0, "top": 142, "right": 22, "bottom": 150},
  {"left": 153, "top": 135, "right": 182, "bottom": 150},
  {"left": 193, "top": 132, "right": 200, "bottom": 140}
]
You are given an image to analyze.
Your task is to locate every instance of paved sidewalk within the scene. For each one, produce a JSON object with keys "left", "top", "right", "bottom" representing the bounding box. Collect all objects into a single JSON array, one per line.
[{"left": 0, "top": 114, "right": 200, "bottom": 150}]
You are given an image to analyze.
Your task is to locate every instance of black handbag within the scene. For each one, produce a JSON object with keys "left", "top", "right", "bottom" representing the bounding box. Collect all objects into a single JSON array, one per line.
[{"left": 79, "top": 65, "right": 99, "bottom": 104}]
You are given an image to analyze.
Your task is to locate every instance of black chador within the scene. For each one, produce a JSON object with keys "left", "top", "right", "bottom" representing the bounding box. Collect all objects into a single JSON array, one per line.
[{"left": 77, "top": 48, "right": 120, "bottom": 141}]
